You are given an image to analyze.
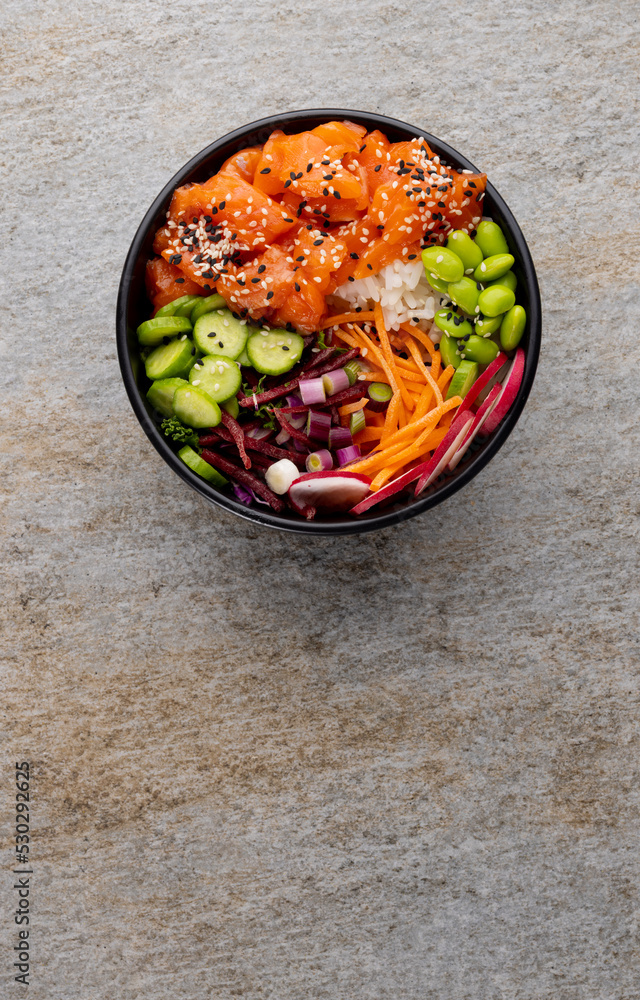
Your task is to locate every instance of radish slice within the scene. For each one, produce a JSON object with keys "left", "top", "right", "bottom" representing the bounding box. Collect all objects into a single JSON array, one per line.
[
  {"left": 349, "top": 464, "right": 429, "bottom": 515},
  {"left": 480, "top": 347, "right": 525, "bottom": 435},
  {"left": 414, "top": 411, "right": 475, "bottom": 496},
  {"left": 475, "top": 358, "right": 510, "bottom": 405},
  {"left": 456, "top": 351, "right": 508, "bottom": 419},
  {"left": 289, "top": 471, "right": 371, "bottom": 514},
  {"left": 447, "top": 383, "right": 502, "bottom": 471}
]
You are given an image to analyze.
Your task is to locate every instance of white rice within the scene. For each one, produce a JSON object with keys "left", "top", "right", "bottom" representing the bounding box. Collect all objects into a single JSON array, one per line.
[{"left": 331, "top": 258, "right": 445, "bottom": 341}]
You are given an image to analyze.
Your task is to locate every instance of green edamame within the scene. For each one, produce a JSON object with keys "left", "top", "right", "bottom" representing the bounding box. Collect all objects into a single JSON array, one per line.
[
  {"left": 500, "top": 305, "right": 527, "bottom": 350},
  {"left": 488, "top": 269, "right": 517, "bottom": 293},
  {"left": 477, "top": 285, "right": 516, "bottom": 317},
  {"left": 424, "top": 271, "right": 450, "bottom": 294},
  {"left": 474, "top": 313, "right": 503, "bottom": 336},
  {"left": 438, "top": 333, "right": 462, "bottom": 369},
  {"left": 422, "top": 246, "right": 464, "bottom": 283},
  {"left": 446, "top": 230, "right": 483, "bottom": 274},
  {"left": 474, "top": 220, "right": 509, "bottom": 258},
  {"left": 433, "top": 307, "right": 474, "bottom": 339},
  {"left": 447, "top": 277, "right": 481, "bottom": 316},
  {"left": 458, "top": 335, "right": 500, "bottom": 365},
  {"left": 473, "top": 253, "right": 514, "bottom": 283}
]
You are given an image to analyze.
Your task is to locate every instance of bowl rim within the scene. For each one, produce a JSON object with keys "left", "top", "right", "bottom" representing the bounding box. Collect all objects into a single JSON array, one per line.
[{"left": 116, "top": 108, "right": 541, "bottom": 535}]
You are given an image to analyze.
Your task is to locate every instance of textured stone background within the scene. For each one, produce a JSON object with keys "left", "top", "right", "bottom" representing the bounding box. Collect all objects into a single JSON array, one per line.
[{"left": 2, "top": 1, "right": 640, "bottom": 997}]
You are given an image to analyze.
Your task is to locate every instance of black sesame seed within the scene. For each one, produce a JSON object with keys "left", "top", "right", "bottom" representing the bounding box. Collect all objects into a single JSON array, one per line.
[
  {"left": 258, "top": 264, "right": 266, "bottom": 273},
  {"left": 322, "top": 188, "right": 329, "bottom": 196},
  {"left": 306, "top": 162, "right": 313, "bottom": 172},
  {"left": 260, "top": 167, "right": 271, "bottom": 174},
  {"left": 348, "top": 276, "right": 355, "bottom": 282},
  {"left": 218, "top": 340, "right": 224, "bottom": 347},
  {"left": 296, "top": 255, "right": 305, "bottom": 262},
  {"left": 284, "top": 218, "right": 294, "bottom": 223},
  {"left": 374, "top": 164, "right": 382, "bottom": 172},
  {"left": 284, "top": 180, "right": 291, "bottom": 188},
  {"left": 313, "top": 239, "right": 324, "bottom": 246},
  {"left": 219, "top": 201, "right": 226, "bottom": 209},
  {"left": 323, "top": 174, "right": 333, "bottom": 180},
  {"left": 282, "top": 345, "right": 289, "bottom": 350},
  {"left": 294, "top": 282, "right": 300, "bottom": 292},
  {"left": 175, "top": 278, "right": 185, "bottom": 284},
  {"left": 366, "top": 263, "right": 373, "bottom": 270},
  {"left": 251, "top": 277, "right": 261, "bottom": 284},
  {"left": 359, "top": 144, "right": 367, "bottom": 153},
  {"left": 350, "top": 252, "right": 359, "bottom": 260},
  {"left": 408, "top": 254, "right": 417, "bottom": 260},
  {"left": 334, "top": 191, "right": 341, "bottom": 199},
  {"left": 266, "top": 291, "right": 274, "bottom": 300}
]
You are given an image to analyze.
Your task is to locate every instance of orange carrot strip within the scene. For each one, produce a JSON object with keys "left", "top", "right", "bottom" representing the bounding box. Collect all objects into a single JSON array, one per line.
[
  {"left": 331, "top": 327, "right": 360, "bottom": 349},
  {"left": 437, "top": 364, "right": 455, "bottom": 394},
  {"left": 347, "top": 397, "right": 462, "bottom": 474},
  {"left": 338, "top": 398, "right": 368, "bottom": 416},
  {"left": 319, "top": 310, "right": 375, "bottom": 330},
  {"left": 382, "top": 392, "right": 402, "bottom": 442},
  {"left": 354, "top": 426, "right": 384, "bottom": 444},
  {"left": 370, "top": 428, "right": 449, "bottom": 490},
  {"left": 401, "top": 332, "right": 443, "bottom": 407},
  {"left": 400, "top": 323, "right": 437, "bottom": 359}
]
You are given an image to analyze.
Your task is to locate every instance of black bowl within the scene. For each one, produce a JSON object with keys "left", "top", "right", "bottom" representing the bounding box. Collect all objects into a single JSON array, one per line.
[{"left": 116, "top": 109, "right": 541, "bottom": 535}]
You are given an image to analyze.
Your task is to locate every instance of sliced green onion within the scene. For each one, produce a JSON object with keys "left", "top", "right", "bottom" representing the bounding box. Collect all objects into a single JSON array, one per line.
[
  {"left": 349, "top": 408, "right": 366, "bottom": 435},
  {"left": 367, "top": 382, "right": 393, "bottom": 411}
]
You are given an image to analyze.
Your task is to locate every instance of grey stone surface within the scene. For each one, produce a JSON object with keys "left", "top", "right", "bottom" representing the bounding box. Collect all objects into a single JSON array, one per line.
[{"left": 2, "top": 1, "right": 640, "bottom": 997}]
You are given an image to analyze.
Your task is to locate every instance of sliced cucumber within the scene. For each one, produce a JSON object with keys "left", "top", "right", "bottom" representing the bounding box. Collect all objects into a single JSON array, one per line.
[
  {"left": 189, "top": 354, "right": 242, "bottom": 403},
  {"left": 146, "top": 377, "right": 189, "bottom": 416},
  {"left": 446, "top": 360, "right": 479, "bottom": 400},
  {"left": 222, "top": 396, "right": 240, "bottom": 418},
  {"left": 173, "top": 384, "right": 221, "bottom": 428},
  {"left": 173, "top": 295, "right": 202, "bottom": 317},
  {"left": 193, "top": 308, "right": 252, "bottom": 360},
  {"left": 246, "top": 329, "right": 304, "bottom": 376},
  {"left": 190, "top": 293, "right": 227, "bottom": 324},
  {"left": 155, "top": 296, "right": 199, "bottom": 318},
  {"left": 145, "top": 337, "right": 196, "bottom": 380},
  {"left": 137, "top": 315, "right": 192, "bottom": 345},
  {"left": 236, "top": 346, "right": 252, "bottom": 366},
  {"left": 178, "top": 445, "right": 228, "bottom": 486}
]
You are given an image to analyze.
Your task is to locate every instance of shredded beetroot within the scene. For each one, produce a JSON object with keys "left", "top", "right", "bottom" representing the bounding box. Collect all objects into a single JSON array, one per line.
[
  {"left": 200, "top": 449, "right": 286, "bottom": 512},
  {"left": 201, "top": 425, "right": 305, "bottom": 467},
  {"left": 220, "top": 411, "right": 251, "bottom": 469},
  {"left": 302, "top": 347, "right": 337, "bottom": 370},
  {"left": 238, "top": 347, "right": 360, "bottom": 408},
  {"left": 274, "top": 409, "right": 313, "bottom": 448},
  {"left": 324, "top": 384, "right": 368, "bottom": 407}
]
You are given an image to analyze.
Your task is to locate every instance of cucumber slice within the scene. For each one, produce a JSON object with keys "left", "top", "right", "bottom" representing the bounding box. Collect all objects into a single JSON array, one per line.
[
  {"left": 190, "top": 293, "right": 227, "bottom": 324},
  {"left": 446, "top": 360, "right": 479, "bottom": 400},
  {"left": 246, "top": 329, "right": 304, "bottom": 375},
  {"left": 145, "top": 337, "right": 196, "bottom": 380},
  {"left": 193, "top": 308, "right": 252, "bottom": 360},
  {"left": 173, "top": 295, "right": 202, "bottom": 317},
  {"left": 173, "top": 384, "right": 221, "bottom": 428},
  {"left": 155, "top": 296, "right": 199, "bottom": 318},
  {"left": 222, "top": 396, "right": 240, "bottom": 418},
  {"left": 137, "top": 315, "right": 192, "bottom": 345},
  {"left": 146, "top": 377, "right": 189, "bottom": 416},
  {"left": 178, "top": 445, "right": 228, "bottom": 486},
  {"left": 236, "top": 347, "right": 252, "bottom": 366},
  {"left": 189, "top": 354, "right": 242, "bottom": 403}
]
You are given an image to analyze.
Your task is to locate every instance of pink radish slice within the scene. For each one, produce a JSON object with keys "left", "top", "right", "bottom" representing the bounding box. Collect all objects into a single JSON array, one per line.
[
  {"left": 447, "top": 383, "right": 502, "bottom": 471},
  {"left": 456, "top": 351, "right": 508, "bottom": 418},
  {"left": 349, "top": 464, "right": 430, "bottom": 515},
  {"left": 480, "top": 347, "right": 525, "bottom": 435},
  {"left": 289, "top": 471, "right": 371, "bottom": 514},
  {"left": 414, "top": 411, "right": 475, "bottom": 496},
  {"left": 475, "top": 358, "right": 511, "bottom": 405}
]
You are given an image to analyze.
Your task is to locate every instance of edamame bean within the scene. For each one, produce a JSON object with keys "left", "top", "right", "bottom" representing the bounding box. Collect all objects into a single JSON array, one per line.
[
  {"left": 477, "top": 285, "right": 515, "bottom": 317},
  {"left": 433, "top": 307, "right": 474, "bottom": 339},
  {"left": 424, "top": 271, "right": 450, "bottom": 294},
  {"left": 488, "top": 269, "right": 517, "bottom": 293},
  {"left": 473, "top": 253, "right": 514, "bottom": 282},
  {"left": 447, "top": 277, "right": 481, "bottom": 315},
  {"left": 500, "top": 305, "right": 527, "bottom": 350},
  {"left": 474, "top": 313, "right": 503, "bottom": 336},
  {"left": 446, "top": 230, "right": 483, "bottom": 274},
  {"left": 474, "top": 220, "right": 509, "bottom": 258},
  {"left": 458, "top": 334, "right": 500, "bottom": 365},
  {"left": 438, "top": 333, "right": 462, "bottom": 369},
  {"left": 422, "top": 246, "right": 464, "bottom": 283}
]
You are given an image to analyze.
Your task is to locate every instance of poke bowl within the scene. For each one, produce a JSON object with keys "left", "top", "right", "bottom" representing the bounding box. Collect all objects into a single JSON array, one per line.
[{"left": 116, "top": 109, "right": 541, "bottom": 535}]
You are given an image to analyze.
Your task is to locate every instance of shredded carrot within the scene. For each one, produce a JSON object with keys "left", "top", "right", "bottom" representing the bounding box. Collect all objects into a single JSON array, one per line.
[
  {"left": 401, "top": 331, "right": 443, "bottom": 407},
  {"left": 348, "top": 397, "right": 462, "bottom": 475},
  {"left": 400, "top": 322, "right": 437, "bottom": 359},
  {"left": 369, "top": 427, "right": 449, "bottom": 490},
  {"left": 319, "top": 310, "right": 375, "bottom": 330},
  {"left": 437, "top": 364, "right": 455, "bottom": 394},
  {"left": 354, "top": 426, "right": 384, "bottom": 444},
  {"left": 338, "top": 398, "right": 368, "bottom": 416}
]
